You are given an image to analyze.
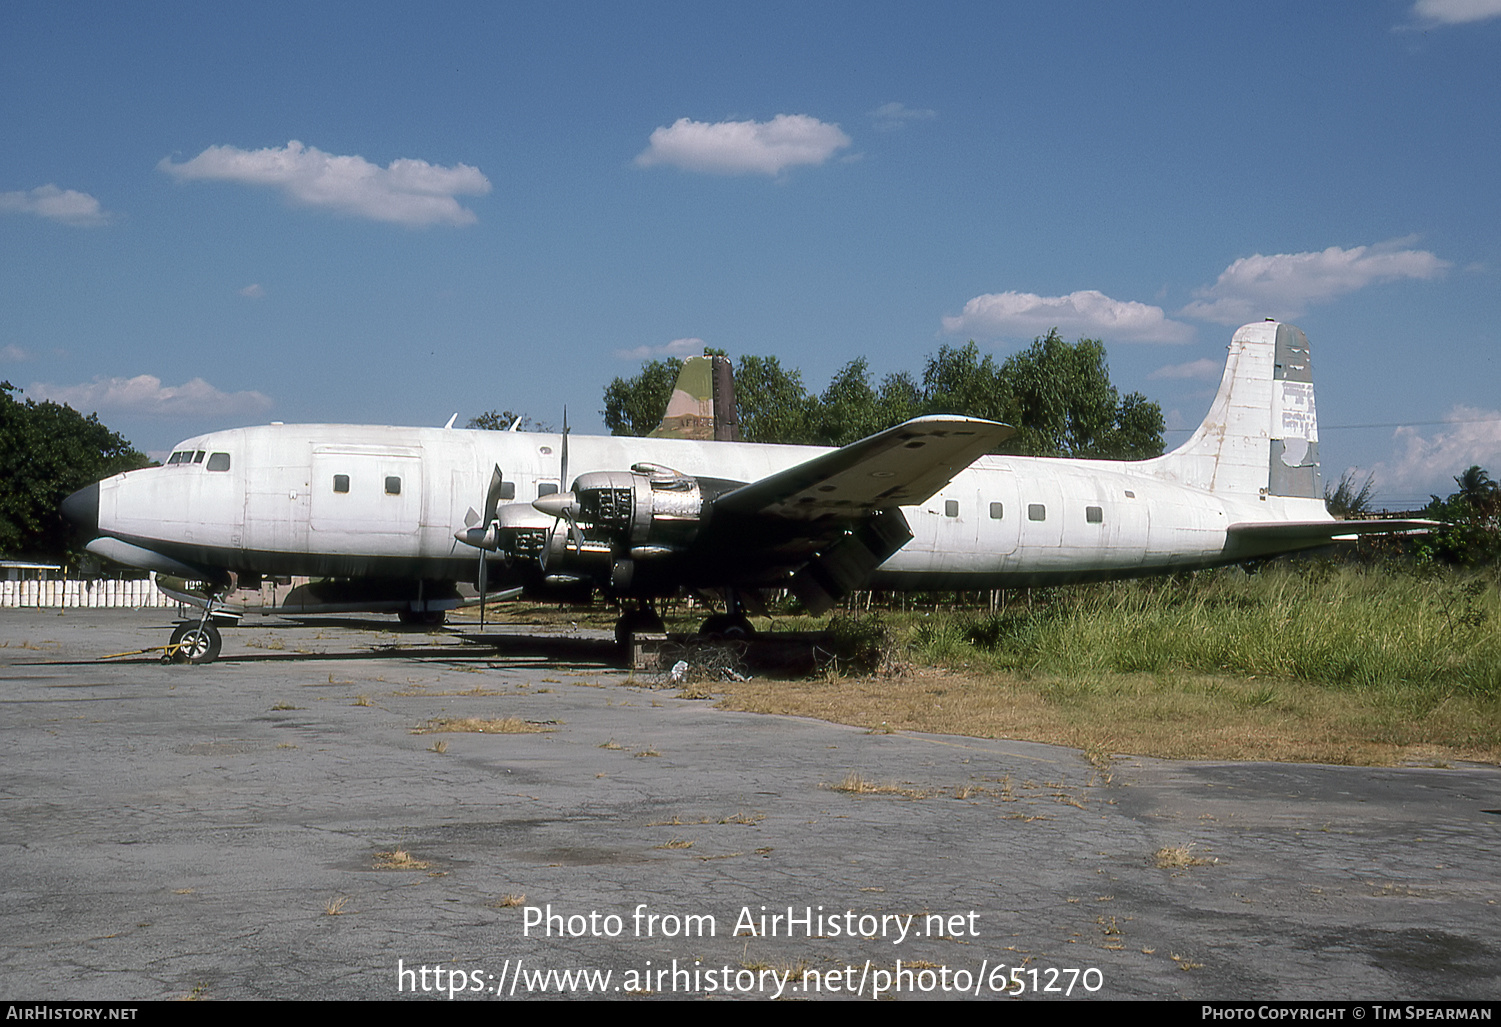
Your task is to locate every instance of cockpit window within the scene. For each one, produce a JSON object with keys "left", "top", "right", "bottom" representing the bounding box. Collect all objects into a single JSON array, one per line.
[
  {"left": 193, "top": 450, "right": 206, "bottom": 464},
  {"left": 206, "top": 452, "right": 231, "bottom": 472},
  {"left": 167, "top": 451, "right": 185, "bottom": 465}
]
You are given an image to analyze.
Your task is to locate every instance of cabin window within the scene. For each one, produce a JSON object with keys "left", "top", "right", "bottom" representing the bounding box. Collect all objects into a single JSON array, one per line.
[
  {"left": 944, "top": 500, "right": 959, "bottom": 517},
  {"left": 385, "top": 476, "right": 401, "bottom": 495},
  {"left": 206, "top": 452, "right": 231, "bottom": 472},
  {"left": 1124, "top": 490, "right": 1136, "bottom": 498},
  {"left": 989, "top": 502, "right": 1004, "bottom": 519},
  {"left": 333, "top": 475, "right": 350, "bottom": 494},
  {"left": 538, "top": 482, "right": 558, "bottom": 497},
  {"left": 1086, "top": 505, "right": 1103, "bottom": 524},
  {"left": 1027, "top": 503, "right": 1046, "bottom": 522}
]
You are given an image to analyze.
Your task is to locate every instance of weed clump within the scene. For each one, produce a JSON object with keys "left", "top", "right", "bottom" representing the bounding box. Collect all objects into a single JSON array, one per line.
[{"left": 819, "top": 615, "right": 904, "bottom": 676}]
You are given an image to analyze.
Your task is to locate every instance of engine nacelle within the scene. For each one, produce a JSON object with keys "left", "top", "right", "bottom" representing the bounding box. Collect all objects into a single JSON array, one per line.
[{"left": 568, "top": 465, "right": 706, "bottom": 552}]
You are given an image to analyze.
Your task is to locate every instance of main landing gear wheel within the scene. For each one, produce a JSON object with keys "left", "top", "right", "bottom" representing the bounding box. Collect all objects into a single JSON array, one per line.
[
  {"left": 167, "top": 622, "right": 222, "bottom": 665},
  {"left": 699, "top": 613, "right": 755, "bottom": 640}
]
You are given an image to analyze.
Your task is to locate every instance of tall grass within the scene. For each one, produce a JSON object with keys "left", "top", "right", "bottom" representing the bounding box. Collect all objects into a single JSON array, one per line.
[{"left": 908, "top": 565, "right": 1501, "bottom": 708}]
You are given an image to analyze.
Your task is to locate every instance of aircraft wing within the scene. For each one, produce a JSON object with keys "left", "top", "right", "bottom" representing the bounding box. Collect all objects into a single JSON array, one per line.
[
  {"left": 710, "top": 415, "right": 1014, "bottom": 521},
  {"left": 1227, "top": 519, "right": 1440, "bottom": 543}
]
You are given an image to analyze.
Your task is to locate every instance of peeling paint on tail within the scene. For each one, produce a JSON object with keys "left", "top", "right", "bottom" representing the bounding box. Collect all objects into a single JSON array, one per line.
[
  {"left": 1144, "top": 320, "right": 1323, "bottom": 500},
  {"left": 1269, "top": 323, "right": 1321, "bottom": 499},
  {"left": 649, "top": 355, "right": 742, "bottom": 442}
]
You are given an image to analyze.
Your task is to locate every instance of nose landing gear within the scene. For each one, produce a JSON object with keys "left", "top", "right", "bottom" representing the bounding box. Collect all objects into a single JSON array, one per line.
[
  {"left": 162, "top": 581, "right": 232, "bottom": 664},
  {"left": 166, "top": 622, "right": 222, "bottom": 664}
]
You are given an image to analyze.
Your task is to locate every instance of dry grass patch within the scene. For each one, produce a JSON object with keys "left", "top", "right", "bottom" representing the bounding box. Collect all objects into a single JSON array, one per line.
[
  {"left": 1154, "top": 844, "right": 1216, "bottom": 869},
  {"left": 324, "top": 896, "right": 349, "bottom": 916},
  {"left": 826, "top": 771, "right": 930, "bottom": 799},
  {"left": 656, "top": 838, "right": 694, "bottom": 850},
  {"left": 713, "top": 667, "right": 1500, "bottom": 766},
  {"left": 374, "top": 849, "right": 430, "bottom": 870},
  {"left": 719, "top": 810, "right": 766, "bottom": 825},
  {"left": 413, "top": 717, "right": 557, "bottom": 734},
  {"left": 490, "top": 893, "right": 527, "bottom": 908}
]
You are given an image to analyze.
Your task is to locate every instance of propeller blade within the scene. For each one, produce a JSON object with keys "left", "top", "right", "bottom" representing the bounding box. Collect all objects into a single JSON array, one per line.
[
  {"left": 561, "top": 407, "right": 569, "bottom": 496},
  {"left": 482, "top": 465, "right": 505, "bottom": 525},
  {"left": 477, "top": 550, "right": 487, "bottom": 629}
]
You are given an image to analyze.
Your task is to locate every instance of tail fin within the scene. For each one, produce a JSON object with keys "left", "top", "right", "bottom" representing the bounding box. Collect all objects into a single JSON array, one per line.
[
  {"left": 649, "top": 355, "right": 742, "bottom": 442},
  {"left": 1145, "top": 320, "right": 1321, "bottom": 499}
]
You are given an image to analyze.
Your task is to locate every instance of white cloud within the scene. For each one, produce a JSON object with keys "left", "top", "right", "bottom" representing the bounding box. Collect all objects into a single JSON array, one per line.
[
  {"left": 2, "top": 345, "right": 31, "bottom": 362},
  {"left": 238, "top": 283, "right": 265, "bottom": 299},
  {"left": 0, "top": 184, "right": 111, "bottom": 226},
  {"left": 1411, "top": 0, "right": 1501, "bottom": 24},
  {"left": 870, "top": 102, "right": 937, "bottom": 131},
  {"left": 635, "top": 115, "right": 851, "bottom": 176},
  {"left": 942, "top": 289, "right": 1195, "bottom": 343},
  {"left": 1180, "top": 241, "right": 1449, "bottom": 325},
  {"left": 1149, "top": 357, "right": 1222, "bottom": 381},
  {"left": 613, "top": 337, "right": 706, "bottom": 361},
  {"left": 1368, "top": 405, "right": 1501, "bottom": 499},
  {"left": 159, "top": 141, "right": 491, "bottom": 226},
  {"left": 27, "top": 375, "right": 273, "bottom": 417}
]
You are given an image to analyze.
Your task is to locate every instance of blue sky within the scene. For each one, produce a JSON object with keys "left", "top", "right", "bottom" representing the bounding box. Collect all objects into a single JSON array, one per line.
[{"left": 3, "top": 0, "right": 1498, "bottom": 508}]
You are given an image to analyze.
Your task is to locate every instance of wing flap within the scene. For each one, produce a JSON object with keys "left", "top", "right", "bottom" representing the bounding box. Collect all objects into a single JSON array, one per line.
[{"left": 712, "top": 415, "right": 1013, "bottom": 521}]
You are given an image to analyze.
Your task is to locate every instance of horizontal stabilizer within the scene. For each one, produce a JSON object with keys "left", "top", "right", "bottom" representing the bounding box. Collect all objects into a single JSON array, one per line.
[{"left": 1228, "top": 519, "right": 1439, "bottom": 543}]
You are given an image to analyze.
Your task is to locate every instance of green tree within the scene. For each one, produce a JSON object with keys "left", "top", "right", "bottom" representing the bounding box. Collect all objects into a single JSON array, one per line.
[
  {"left": 919, "top": 342, "right": 1009, "bottom": 424},
  {"left": 993, "top": 331, "right": 1162, "bottom": 459},
  {"left": 1325, "top": 470, "right": 1377, "bottom": 518},
  {"left": 598, "top": 332, "right": 1163, "bottom": 457},
  {"left": 0, "top": 382, "right": 150, "bottom": 561},
  {"left": 733, "top": 355, "right": 817, "bottom": 444},
  {"left": 810, "top": 358, "right": 922, "bottom": 446},
  {"left": 1420, "top": 465, "right": 1501, "bottom": 566},
  {"left": 467, "top": 409, "right": 550, "bottom": 431}
]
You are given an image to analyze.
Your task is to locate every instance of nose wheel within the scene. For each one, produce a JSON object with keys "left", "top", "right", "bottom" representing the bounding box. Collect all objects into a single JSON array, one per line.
[{"left": 166, "top": 622, "right": 223, "bottom": 664}]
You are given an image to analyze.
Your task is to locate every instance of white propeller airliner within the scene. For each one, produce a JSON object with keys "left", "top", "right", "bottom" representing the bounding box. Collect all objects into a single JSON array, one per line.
[{"left": 63, "top": 320, "right": 1431, "bottom": 662}]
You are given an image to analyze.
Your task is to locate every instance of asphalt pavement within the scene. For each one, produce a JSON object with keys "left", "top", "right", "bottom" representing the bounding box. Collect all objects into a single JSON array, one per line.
[{"left": 1, "top": 609, "right": 1497, "bottom": 1001}]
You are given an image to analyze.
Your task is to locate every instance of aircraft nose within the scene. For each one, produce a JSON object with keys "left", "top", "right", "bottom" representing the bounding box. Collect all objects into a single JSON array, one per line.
[{"left": 61, "top": 483, "right": 99, "bottom": 532}]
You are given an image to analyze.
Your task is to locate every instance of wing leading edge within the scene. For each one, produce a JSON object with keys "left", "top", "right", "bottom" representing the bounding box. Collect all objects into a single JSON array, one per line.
[{"left": 711, "top": 415, "right": 1014, "bottom": 521}]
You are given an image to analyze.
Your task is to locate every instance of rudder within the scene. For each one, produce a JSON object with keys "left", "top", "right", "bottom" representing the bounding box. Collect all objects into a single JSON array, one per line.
[
  {"left": 1144, "top": 320, "right": 1321, "bottom": 499},
  {"left": 649, "top": 355, "right": 742, "bottom": 442}
]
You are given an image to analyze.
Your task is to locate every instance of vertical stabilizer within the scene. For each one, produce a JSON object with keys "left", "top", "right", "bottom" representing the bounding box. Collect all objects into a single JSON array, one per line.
[
  {"left": 649, "top": 355, "right": 742, "bottom": 442},
  {"left": 1145, "top": 321, "right": 1321, "bottom": 499}
]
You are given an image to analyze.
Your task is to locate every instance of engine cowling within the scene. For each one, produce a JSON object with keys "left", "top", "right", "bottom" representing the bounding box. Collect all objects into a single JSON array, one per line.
[{"left": 565, "top": 465, "right": 705, "bottom": 552}]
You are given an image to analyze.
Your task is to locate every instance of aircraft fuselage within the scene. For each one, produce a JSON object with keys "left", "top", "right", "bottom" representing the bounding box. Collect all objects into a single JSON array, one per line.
[{"left": 82, "top": 421, "right": 1330, "bottom": 592}]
